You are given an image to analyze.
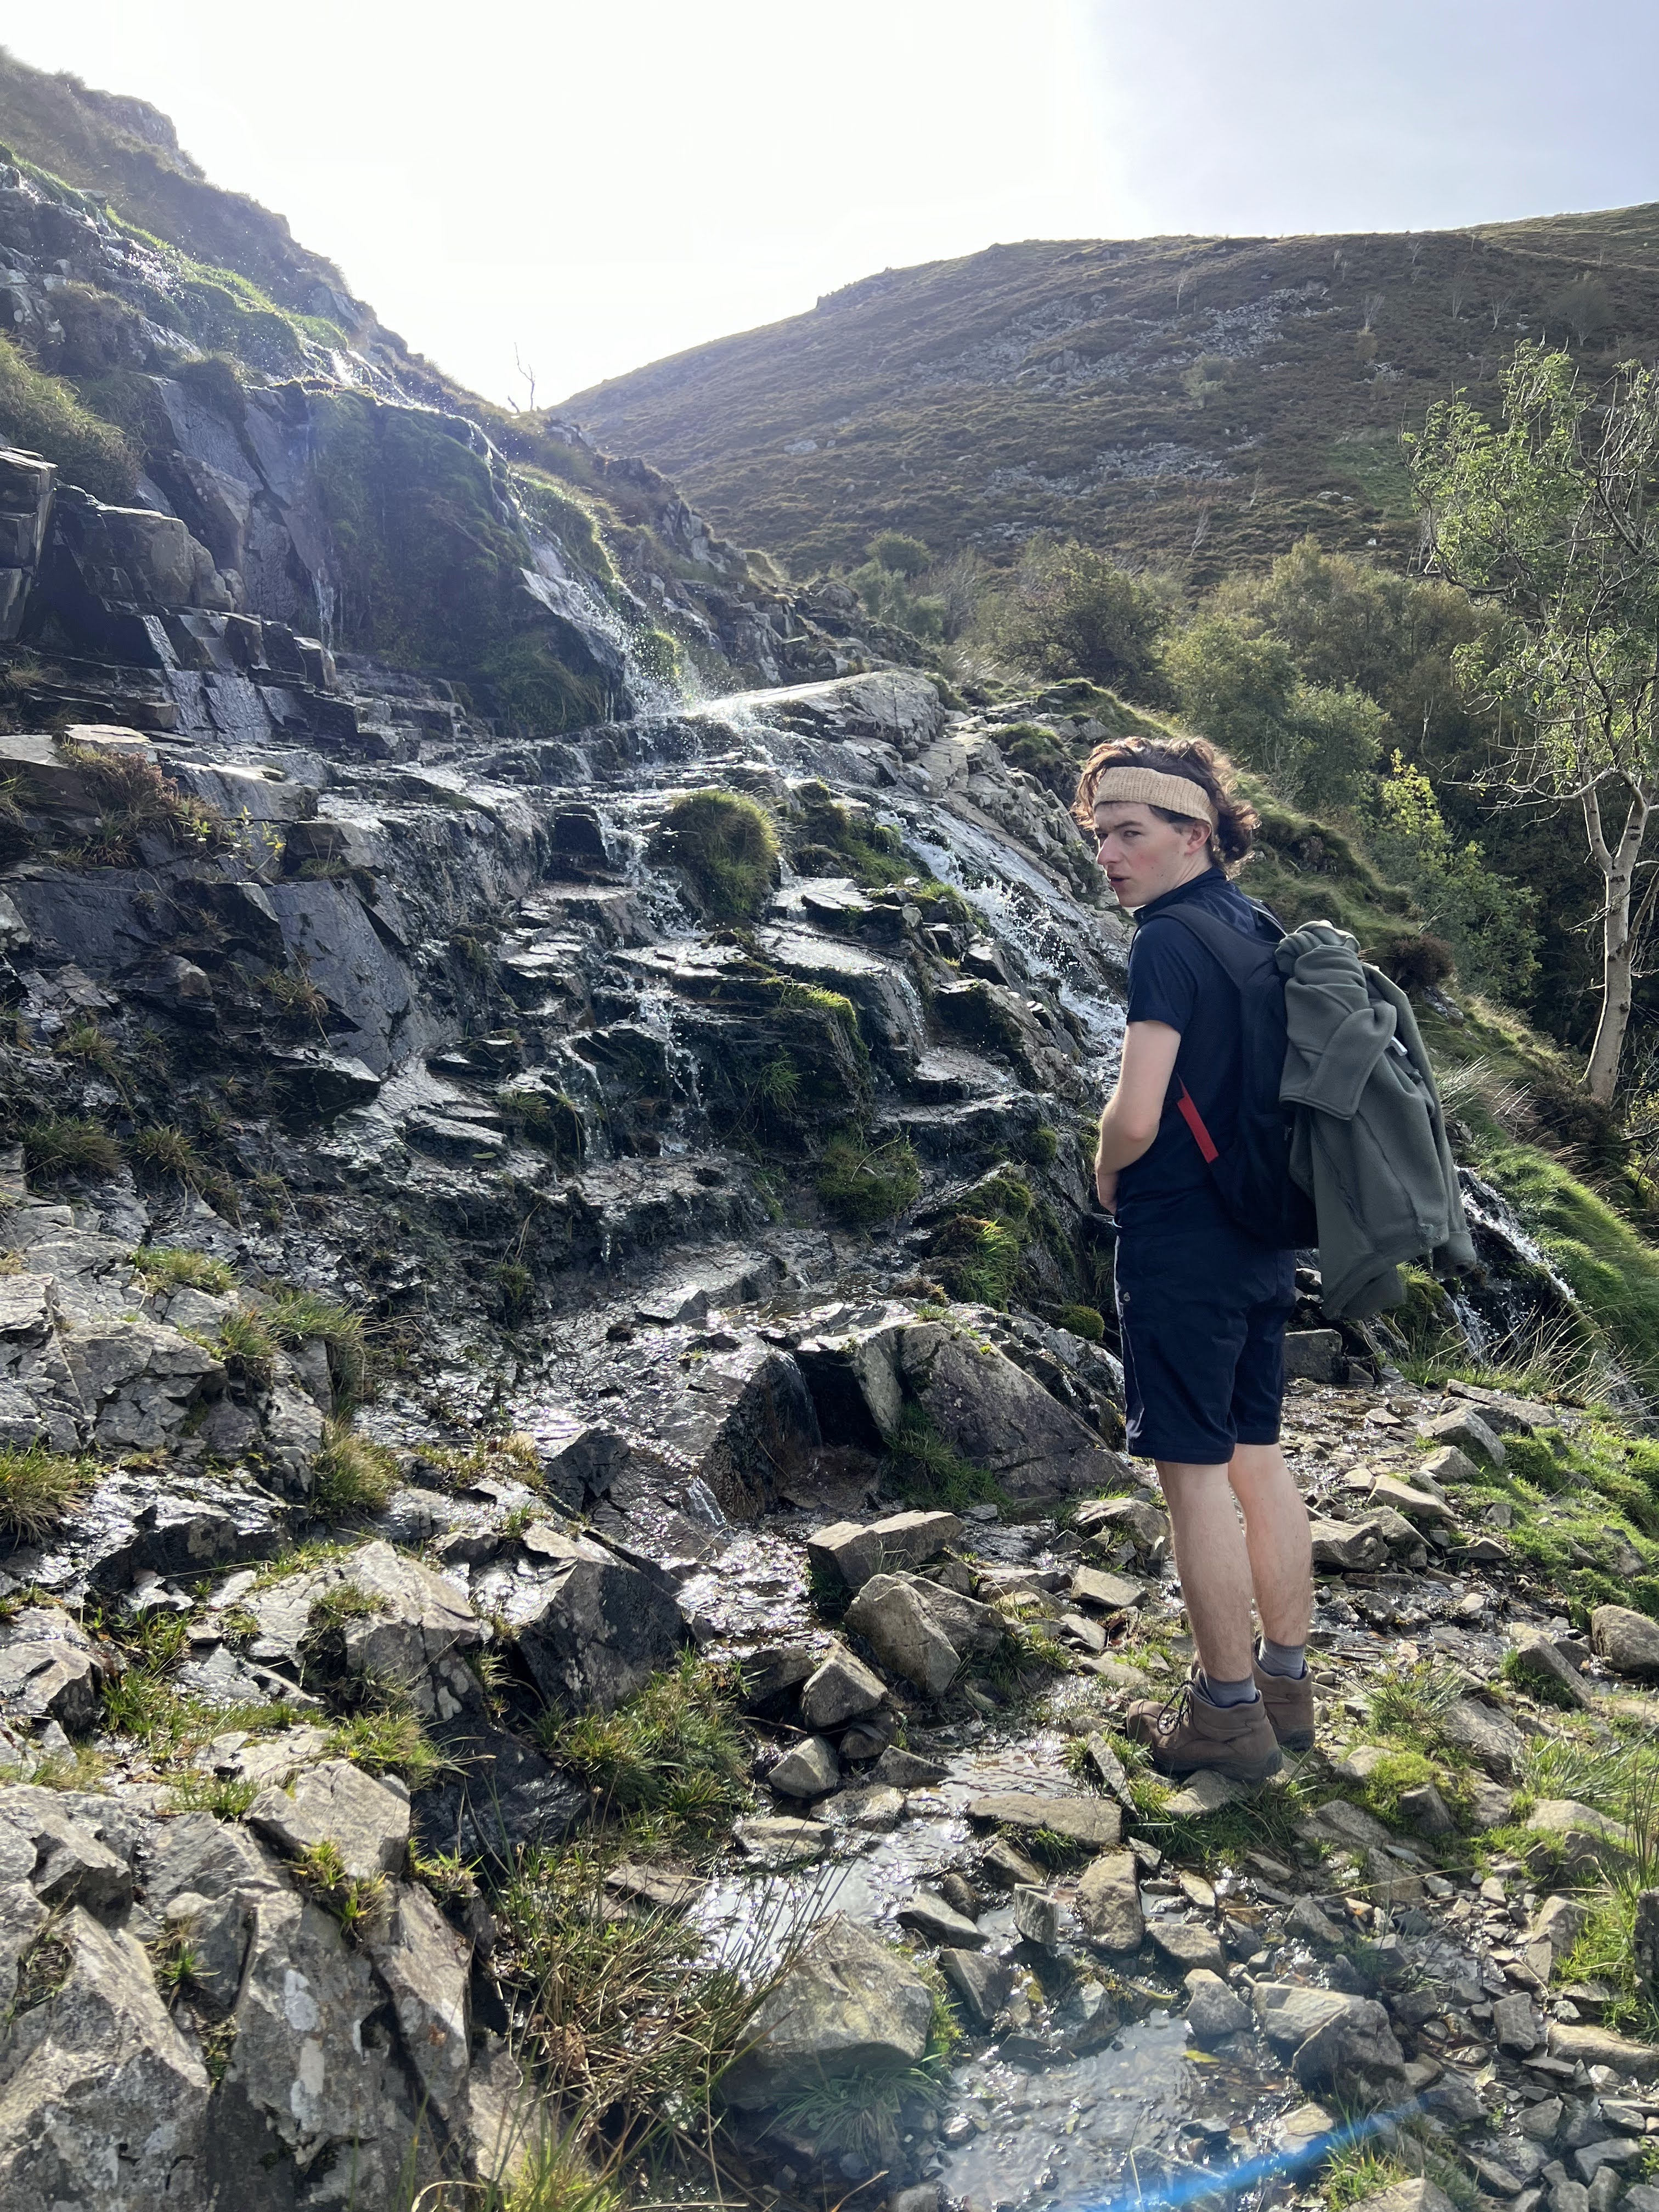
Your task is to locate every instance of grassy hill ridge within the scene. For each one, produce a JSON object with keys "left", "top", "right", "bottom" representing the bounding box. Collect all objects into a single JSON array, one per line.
[{"left": 560, "top": 208, "right": 1659, "bottom": 580}]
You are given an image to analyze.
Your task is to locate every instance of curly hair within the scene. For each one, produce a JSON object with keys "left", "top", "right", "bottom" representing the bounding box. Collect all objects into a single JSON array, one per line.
[{"left": 1072, "top": 733, "right": 1259, "bottom": 868}]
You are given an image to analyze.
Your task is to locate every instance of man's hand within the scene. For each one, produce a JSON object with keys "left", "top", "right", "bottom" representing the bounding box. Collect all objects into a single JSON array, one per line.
[{"left": 1096, "top": 1162, "right": 1118, "bottom": 1215}]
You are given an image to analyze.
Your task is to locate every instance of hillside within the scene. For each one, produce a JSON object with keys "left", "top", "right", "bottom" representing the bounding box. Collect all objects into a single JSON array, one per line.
[{"left": 561, "top": 212, "right": 1659, "bottom": 578}]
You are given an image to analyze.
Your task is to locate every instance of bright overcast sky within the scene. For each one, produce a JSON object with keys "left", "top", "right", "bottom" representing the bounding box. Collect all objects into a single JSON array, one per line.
[{"left": 11, "top": 1, "right": 1659, "bottom": 408}]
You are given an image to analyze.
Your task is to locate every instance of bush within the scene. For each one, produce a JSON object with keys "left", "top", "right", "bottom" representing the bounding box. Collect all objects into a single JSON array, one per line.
[
  {"left": 20, "top": 1116, "right": 121, "bottom": 1184},
  {"left": 1058, "top": 1303, "right": 1105, "bottom": 1341},
  {"left": 653, "top": 789, "right": 778, "bottom": 919},
  {"left": 817, "top": 1134, "right": 921, "bottom": 1225},
  {"left": 311, "top": 1418, "right": 398, "bottom": 1518},
  {"left": 866, "top": 531, "right": 932, "bottom": 578},
  {"left": 985, "top": 539, "right": 1172, "bottom": 697},
  {"left": 1369, "top": 752, "right": 1540, "bottom": 1002},
  {"left": 0, "top": 1442, "right": 93, "bottom": 1539},
  {"left": 1367, "top": 930, "right": 1455, "bottom": 993}
]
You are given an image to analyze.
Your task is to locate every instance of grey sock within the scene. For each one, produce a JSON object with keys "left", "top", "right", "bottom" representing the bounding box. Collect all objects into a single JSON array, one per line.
[
  {"left": 1197, "top": 1670, "right": 1260, "bottom": 1708},
  {"left": 1257, "top": 1637, "right": 1307, "bottom": 1680}
]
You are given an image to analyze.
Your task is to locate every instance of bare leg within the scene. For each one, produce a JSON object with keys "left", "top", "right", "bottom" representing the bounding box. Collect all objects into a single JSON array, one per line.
[
  {"left": 1226, "top": 1441, "right": 1312, "bottom": 1649},
  {"left": 1154, "top": 1462, "right": 1256, "bottom": 1681}
]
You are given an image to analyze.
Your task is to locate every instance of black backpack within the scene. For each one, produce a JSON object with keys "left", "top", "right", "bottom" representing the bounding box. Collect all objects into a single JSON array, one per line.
[{"left": 1153, "top": 899, "right": 1318, "bottom": 1250}]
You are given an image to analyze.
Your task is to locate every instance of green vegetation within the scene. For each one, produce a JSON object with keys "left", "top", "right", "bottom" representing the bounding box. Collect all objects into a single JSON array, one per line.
[
  {"left": 816, "top": 1132, "right": 921, "bottom": 1224},
  {"left": 543, "top": 1655, "right": 751, "bottom": 1843},
  {"left": 126, "top": 1124, "right": 208, "bottom": 1189},
  {"left": 328, "top": 1709, "right": 449, "bottom": 1792},
  {"left": 310, "top": 1419, "right": 398, "bottom": 1519},
  {"left": 1057, "top": 1303, "right": 1105, "bottom": 1341},
  {"left": 652, "top": 789, "right": 778, "bottom": 918},
  {"left": 883, "top": 1403, "right": 1006, "bottom": 1511},
  {"left": 0, "top": 1442, "right": 94, "bottom": 1539},
  {"left": 984, "top": 539, "right": 1172, "bottom": 697},
  {"left": 928, "top": 1169, "right": 1040, "bottom": 1306},
  {"left": 498, "top": 1085, "right": 583, "bottom": 1162},
  {"left": 128, "top": 1246, "right": 233, "bottom": 1295},
  {"left": 58, "top": 744, "right": 228, "bottom": 867},
  {"left": 0, "top": 332, "right": 137, "bottom": 501},
  {"left": 261, "top": 1287, "right": 367, "bottom": 1409},
  {"left": 19, "top": 1115, "right": 121, "bottom": 1184}
]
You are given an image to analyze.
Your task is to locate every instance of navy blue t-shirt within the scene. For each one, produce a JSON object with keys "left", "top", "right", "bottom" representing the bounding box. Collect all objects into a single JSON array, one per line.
[{"left": 1114, "top": 868, "right": 1284, "bottom": 1237}]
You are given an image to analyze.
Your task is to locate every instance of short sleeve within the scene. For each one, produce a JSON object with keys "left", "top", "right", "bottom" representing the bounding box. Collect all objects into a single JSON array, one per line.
[{"left": 1125, "top": 918, "right": 1204, "bottom": 1035}]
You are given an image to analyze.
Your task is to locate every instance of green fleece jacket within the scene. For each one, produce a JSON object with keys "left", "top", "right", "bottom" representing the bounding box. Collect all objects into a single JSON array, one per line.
[{"left": 1276, "top": 921, "right": 1475, "bottom": 1318}]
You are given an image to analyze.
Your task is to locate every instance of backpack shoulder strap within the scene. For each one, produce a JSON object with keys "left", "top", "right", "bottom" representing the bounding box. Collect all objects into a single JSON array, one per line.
[{"left": 1148, "top": 900, "right": 1282, "bottom": 988}]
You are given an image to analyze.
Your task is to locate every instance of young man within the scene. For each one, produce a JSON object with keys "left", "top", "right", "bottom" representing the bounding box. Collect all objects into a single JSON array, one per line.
[{"left": 1077, "top": 737, "right": 1314, "bottom": 1784}]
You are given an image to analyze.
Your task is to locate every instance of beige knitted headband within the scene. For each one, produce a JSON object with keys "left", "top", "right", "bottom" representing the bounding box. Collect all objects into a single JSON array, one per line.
[{"left": 1091, "top": 766, "right": 1218, "bottom": 828}]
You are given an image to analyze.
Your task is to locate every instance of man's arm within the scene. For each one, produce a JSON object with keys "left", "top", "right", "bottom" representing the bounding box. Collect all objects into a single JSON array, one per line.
[{"left": 1095, "top": 1019, "right": 1182, "bottom": 1211}]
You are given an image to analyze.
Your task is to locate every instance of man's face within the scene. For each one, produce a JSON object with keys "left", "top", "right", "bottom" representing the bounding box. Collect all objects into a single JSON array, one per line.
[{"left": 1092, "top": 800, "right": 1210, "bottom": 909}]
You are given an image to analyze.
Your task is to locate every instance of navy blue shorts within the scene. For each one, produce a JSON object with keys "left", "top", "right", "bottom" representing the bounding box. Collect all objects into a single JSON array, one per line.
[{"left": 1115, "top": 1232, "right": 1295, "bottom": 1465}]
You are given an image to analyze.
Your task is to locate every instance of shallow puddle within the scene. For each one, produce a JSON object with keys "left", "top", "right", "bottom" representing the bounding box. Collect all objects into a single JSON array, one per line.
[{"left": 939, "top": 2017, "right": 1272, "bottom": 2212}]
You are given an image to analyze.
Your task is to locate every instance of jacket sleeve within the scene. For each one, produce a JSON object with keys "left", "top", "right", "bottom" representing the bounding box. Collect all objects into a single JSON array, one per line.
[{"left": 1367, "top": 968, "right": 1477, "bottom": 1276}]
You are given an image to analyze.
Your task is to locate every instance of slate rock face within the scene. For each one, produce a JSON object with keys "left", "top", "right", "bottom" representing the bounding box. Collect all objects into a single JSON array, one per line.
[{"left": 510, "top": 1530, "right": 685, "bottom": 1714}]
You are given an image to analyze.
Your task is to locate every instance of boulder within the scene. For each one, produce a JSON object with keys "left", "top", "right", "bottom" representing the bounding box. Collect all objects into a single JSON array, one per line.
[
  {"left": 1419, "top": 1444, "right": 1481, "bottom": 1486},
  {"left": 1070, "top": 1565, "right": 1146, "bottom": 1611},
  {"left": 0, "top": 1790, "right": 132, "bottom": 1912},
  {"left": 737, "top": 1644, "right": 815, "bottom": 1712},
  {"left": 1508, "top": 1627, "right": 1590, "bottom": 1708},
  {"left": 938, "top": 1945, "right": 1015, "bottom": 2030},
  {"left": 1524, "top": 1799, "right": 1626, "bottom": 1877},
  {"left": 208, "top": 1885, "right": 404, "bottom": 2203},
  {"left": 871, "top": 1747, "right": 947, "bottom": 1788},
  {"left": 899, "top": 1892, "right": 986, "bottom": 1949},
  {"left": 1353, "top": 2187, "right": 1457, "bottom": 2212},
  {"left": 966, "top": 1791, "right": 1121, "bottom": 1848},
  {"left": 0, "top": 1604, "right": 104, "bottom": 1733},
  {"left": 1013, "top": 1884, "right": 1060, "bottom": 1947},
  {"left": 511, "top": 1530, "right": 685, "bottom": 1715},
  {"left": 1308, "top": 1516, "right": 1387, "bottom": 1572},
  {"left": 1286, "top": 1897, "right": 1347, "bottom": 1948},
  {"left": 721, "top": 1916, "right": 934, "bottom": 2107},
  {"left": 1368, "top": 1474, "right": 1457, "bottom": 1525},
  {"left": 1492, "top": 1992, "right": 1541, "bottom": 2053},
  {"left": 844, "top": 1574, "right": 961, "bottom": 1696},
  {"left": 806, "top": 1510, "right": 961, "bottom": 1590},
  {"left": 1547, "top": 2023, "right": 1659, "bottom": 2080},
  {"left": 1253, "top": 1980, "right": 1407, "bottom": 2103},
  {"left": 769, "top": 1735, "right": 840, "bottom": 1799},
  {"left": 1423, "top": 1406, "right": 1506, "bottom": 1464},
  {"left": 1438, "top": 1696, "right": 1526, "bottom": 1780},
  {"left": 1147, "top": 1920, "right": 1225, "bottom": 1977},
  {"left": 0, "top": 1904, "right": 212, "bottom": 2208},
  {"left": 799, "top": 1643, "right": 886, "bottom": 1730},
  {"left": 303, "top": 1541, "right": 488, "bottom": 1721},
  {"left": 732, "top": 1816, "right": 831, "bottom": 1868},
  {"left": 246, "top": 1759, "right": 411, "bottom": 1884},
  {"left": 1074, "top": 1850, "right": 1144, "bottom": 1951},
  {"left": 1075, "top": 1497, "right": 1169, "bottom": 1560},
  {"left": 1591, "top": 1605, "right": 1659, "bottom": 1680},
  {"left": 1284, "top": 1330, "right": 1345, "bottom": 1383},
  {"left": 899, "top": 1321, "right": 1124, "bottom": 1499},
  {"left": 1184, "top": 1967, "right": 1252, "bottom": 2042}
]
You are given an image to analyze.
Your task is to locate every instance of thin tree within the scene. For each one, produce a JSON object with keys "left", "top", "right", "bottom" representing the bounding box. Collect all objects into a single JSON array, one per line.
[{"left": 1408, "top": 341, "right": 1659, "bottom": 1102}]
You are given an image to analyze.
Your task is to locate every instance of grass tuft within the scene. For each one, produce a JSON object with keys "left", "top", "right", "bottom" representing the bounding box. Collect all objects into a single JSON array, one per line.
[
  {"left": 20, "top": 1115, "right": 121, "bottom": 1184},
  {"left": 816, "top": 1132, "right": 921, "bottom": 1225},
  {"left": 653, "top": 789, "right": 778, "bottom": 918},
  {"left": 542, "top": 1653, "right": 750, "bottom": 1840},
  {"left": 0, "top": 1443, "right": 94, "bottom": 1540},
  {"left": 883, "top": 1402, "right": 1007, "bottom": 1511},
  {"left": 129, "top": 1246, "right": 233, "bottom": 1295},
  {"left": 309, "top": 1419, "right": 397, "bottom": 1519}
]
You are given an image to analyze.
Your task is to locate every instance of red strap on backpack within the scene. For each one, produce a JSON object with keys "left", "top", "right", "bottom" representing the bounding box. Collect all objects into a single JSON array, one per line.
[{"left": 1175, "top": 1082, "right": 1220, "bottom": 1164}]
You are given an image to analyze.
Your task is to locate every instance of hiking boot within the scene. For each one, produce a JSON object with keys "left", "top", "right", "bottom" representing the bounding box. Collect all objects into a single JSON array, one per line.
[
  {"left": 1253, "top": 1653, "right": 1316, "bottom": 1753},
  {"left": 1126, "top": 1671, "right": 1283, "bottom": 1786}
]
